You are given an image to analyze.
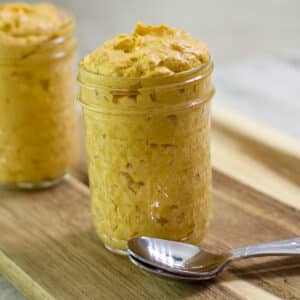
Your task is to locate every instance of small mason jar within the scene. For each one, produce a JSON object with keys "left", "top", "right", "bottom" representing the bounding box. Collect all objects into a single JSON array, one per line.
[
  {"left": 78, "top": 61, "right": 214, "bottom": 254},
  {"left": 0, "top": 12, "right": 79, "bottom": 188}
]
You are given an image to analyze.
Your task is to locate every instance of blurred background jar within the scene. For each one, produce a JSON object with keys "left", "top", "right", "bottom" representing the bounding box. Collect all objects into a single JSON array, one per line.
[{"left": 0, "top": 3, "right": 79, "bottom": 188}]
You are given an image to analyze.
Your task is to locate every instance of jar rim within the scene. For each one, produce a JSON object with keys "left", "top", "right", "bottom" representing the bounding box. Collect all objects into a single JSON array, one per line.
[
  {"left": 78, "top": 56, "right": 213, "bottom": 91},
  {"left": 0, "top": 9, "right": 76, "bottom": 63},
  {"left": 33, "top": 10, "right": 75, "bottom": 48}
]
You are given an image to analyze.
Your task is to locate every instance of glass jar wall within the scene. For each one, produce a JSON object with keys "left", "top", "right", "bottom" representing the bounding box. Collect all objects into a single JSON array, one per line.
[{"left": 78, "top": 62, "right": 214, "bottom": 253}]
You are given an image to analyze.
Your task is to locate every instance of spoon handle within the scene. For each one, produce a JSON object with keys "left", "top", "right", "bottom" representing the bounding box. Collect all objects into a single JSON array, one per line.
[{"left": 230, "top": 237, "right": 300, "bottom": 259}]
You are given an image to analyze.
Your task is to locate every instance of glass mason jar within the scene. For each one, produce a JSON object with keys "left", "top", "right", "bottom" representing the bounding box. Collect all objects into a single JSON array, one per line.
[
  {"left": 0, "top": 13, "right": 79, "bottom": 188},
  {"left": 78, "top": 60, "right": 214, "bottom": 254}
]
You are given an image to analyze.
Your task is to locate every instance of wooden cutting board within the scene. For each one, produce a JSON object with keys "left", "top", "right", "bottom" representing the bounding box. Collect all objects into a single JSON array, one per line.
[{"left": 0, "top": 104, "right": 299, "bottom": 300}]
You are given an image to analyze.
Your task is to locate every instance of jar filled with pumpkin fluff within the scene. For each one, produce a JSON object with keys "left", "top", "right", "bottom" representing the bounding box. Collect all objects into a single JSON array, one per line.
[
  {"left": 0, "top": 3, "right": 79, "bottom": 188},
  {"left": 78, "top": 23, "right": 214, "bottom": 253}
]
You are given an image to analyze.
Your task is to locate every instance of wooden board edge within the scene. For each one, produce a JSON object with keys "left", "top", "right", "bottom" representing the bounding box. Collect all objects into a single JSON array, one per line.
[
  {"left": 0, "top": 251, "right": 54, "bottom": 300},
  {"left": 212, "top": 104, "right": 300, "bottom": 158}
]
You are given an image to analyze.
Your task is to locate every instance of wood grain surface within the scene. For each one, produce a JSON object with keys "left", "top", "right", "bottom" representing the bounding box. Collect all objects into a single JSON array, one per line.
[
  {"left": 0, "top": 105, "right": 300, "bottom": 300},
  {"left": 0, "top": 172, "right": 299, "bottom": 300}
]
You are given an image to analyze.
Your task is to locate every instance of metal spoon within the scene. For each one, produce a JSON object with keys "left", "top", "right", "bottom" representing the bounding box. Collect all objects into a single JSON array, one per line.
[{"left": 127, "top": 236, "right": 300, "bottom": 280}]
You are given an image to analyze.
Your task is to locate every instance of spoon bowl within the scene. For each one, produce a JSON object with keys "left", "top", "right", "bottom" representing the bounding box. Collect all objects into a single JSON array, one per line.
[
  {"left": 128, "top": 254, "right": 216, "bottom": 281},
  {"left": 128, "top": 237, "right": 231, "bottom": 277}
]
